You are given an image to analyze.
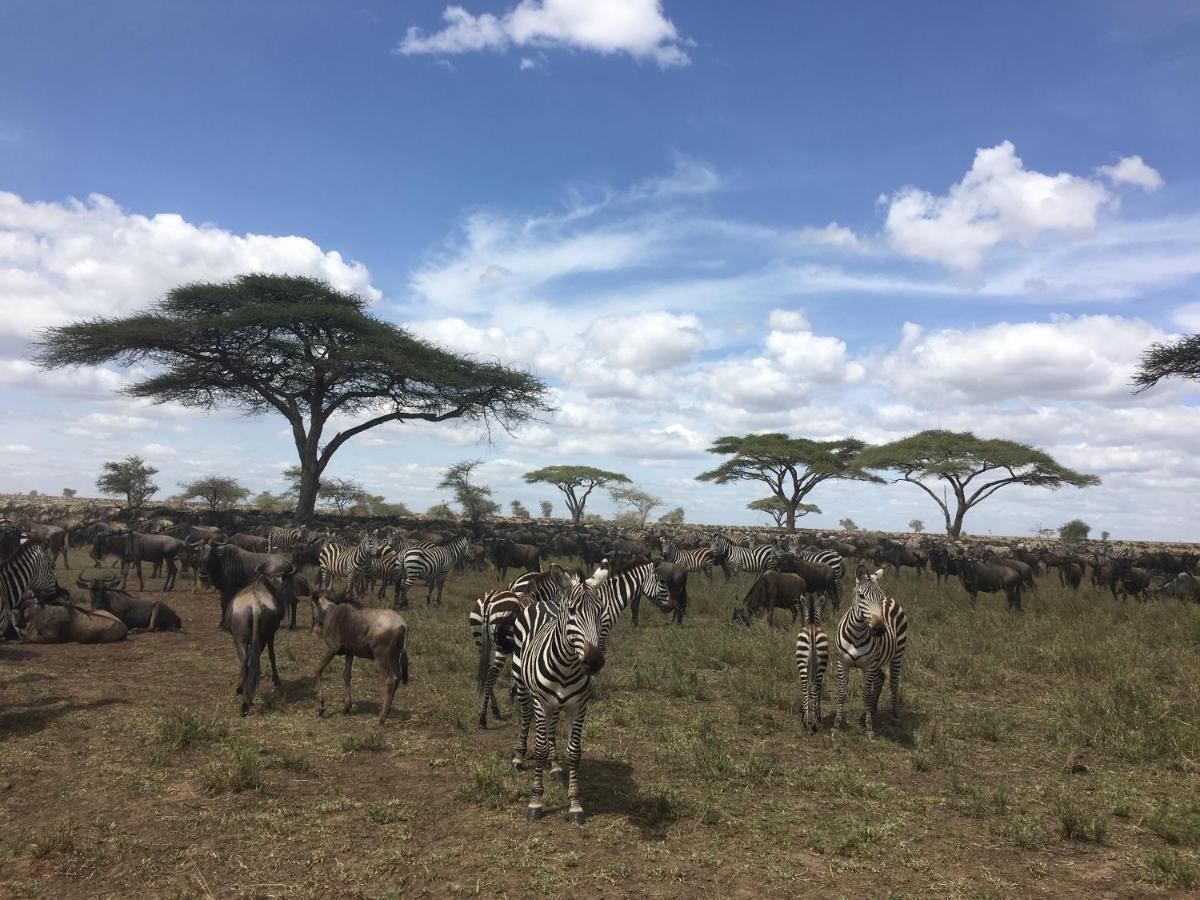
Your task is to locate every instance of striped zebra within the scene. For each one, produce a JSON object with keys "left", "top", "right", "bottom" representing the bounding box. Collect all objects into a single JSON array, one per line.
[
  {"left": 710, "top": 533, "right": 777, "bottom": 578},
  {"left": 392, "top": 536, "right": 470, "bottom": 607},
  {"left": 660, "top": 538, "right": 718, "bottom": 579},
  {"left": 266, "top": 526, "right": 309, "bottom": 553},
  {"left": 1, "top": 540, "right": 62, "bottom": 636},
  {"left": 317, "top": 536, "right": 380, "bottom": 592},
  {"left": 508, "top": 562, "right": 671, "bottom": 772},
  {"left": 516, "top": 583, "right": 608, "bottom": 824},
  {"left": 794, "top": 594, "right": 829, "bottom": 732},
  {"left": 834, "top": 566, "right": 908, "bottom": 739},
  {"left": 471, "top": 567, "right": 579, "bottom": 728}
]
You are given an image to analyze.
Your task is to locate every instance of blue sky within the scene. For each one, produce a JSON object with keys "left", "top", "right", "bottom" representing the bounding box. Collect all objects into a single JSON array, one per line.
[{"left": 3, "top": 1, "right": 1200, "bottom": 538}]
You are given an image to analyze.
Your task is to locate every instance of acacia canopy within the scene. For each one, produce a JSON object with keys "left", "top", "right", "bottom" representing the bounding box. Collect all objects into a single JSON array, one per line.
[
  {"left": 857, "top": 430, "right": 1099, "bottom": 537},
  {"left": 696, "top": 434, "right": 875, "bottom": 530},
  {"left": 748, "top": 496, "right": 820, "bottom": 528},
  {"left": 523, "top": 465, "right": 629, "bottom": 524},
  {"left": 35, "top": 274, "right": 550, "bottom": 518},
  {"left": 1134, "top": 334, "right": 1200, "bottom": 391}
]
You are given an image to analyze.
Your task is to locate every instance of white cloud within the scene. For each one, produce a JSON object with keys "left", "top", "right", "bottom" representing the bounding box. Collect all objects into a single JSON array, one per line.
[
  {"left": 884, "top": 141, "right": 1113, "bottom": 269},
  {"left": 407, "top": 316, "right": 549, "bottom": 366},
  {"left": 519, "top": 56, "right": 538, "bottom": 71},
  {"left": 1172, "top": 302, "right": 1200, "bottom": 332},
  {"left": 1096, "top": 155, "right": 1163, "bottom": 190},
  {"left": 878, "top": 314, "right": 1171, "bottom": 404},
  {"left": 397, "top": 1, "right": 692, "bottom": 68},
  {"left": 794, "top": 222, "right": 861, "bottom": 250},
  {"left": 0, "top": 190, "right": 379, "bottom": 343},
  {"left": 581, "top": 311, "right": 703, "bottom": 371}
]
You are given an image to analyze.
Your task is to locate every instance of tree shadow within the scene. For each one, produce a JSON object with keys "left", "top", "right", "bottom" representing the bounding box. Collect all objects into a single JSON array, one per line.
[
  {"left": 0, "top": 696, "right": 125, "bottom": 740},
  {"left": 581, "top": 757, "right": 679, "bottom": 840}
]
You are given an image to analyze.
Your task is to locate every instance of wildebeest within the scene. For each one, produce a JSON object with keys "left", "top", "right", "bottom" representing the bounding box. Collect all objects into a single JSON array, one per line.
[
  {"left": 639, "top": 560, "right": 687, "bottom": 625},
  {"left": 776, "top": 554, "right": 840, "bottom": 615},
  {"left": 491, "top": 539, "right": 541, "bottom": 581},
  {"left": 310, "top": 589, "right": 410, "bottom": 724},
  {"left": 957, "top": 557, "right": 1023, "bottom": 610},
  {"left": 732, "top": 571, "right": 809, "bottom": 627},
  {"left": 202, "top": 542, "right": 298, "bottom": 629},
  {"left": 1150, "top": 571, "right": 1200, "bottom": 603},
  {"left": 91, "top": 531, "right": 184, "bottom": 591},
  {"left": 16, "top": 591, "right": 128, "bottom": 643},
  {"left": 227, "top": 532, "right": 270, "bottom": 553},
  {"left": 78, "top": 574, "right": 182, "bottom": 631},
  {"left": 227, "top": 573, "right": 291, "bottom": 715},
  {"left": 998, "top": 558, "right": 1037, "bottom": 592}
]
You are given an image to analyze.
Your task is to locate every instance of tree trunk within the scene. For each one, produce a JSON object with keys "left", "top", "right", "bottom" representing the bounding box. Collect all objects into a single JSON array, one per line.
[
  {"left": 786, "top": 503, "right": 796, "bottom": 531},
  {"left": 295, "top": 460, "right": 321, "bottom": 521},
  {"left": 947, "top": 506, "right": 966, "bottom": 538}
]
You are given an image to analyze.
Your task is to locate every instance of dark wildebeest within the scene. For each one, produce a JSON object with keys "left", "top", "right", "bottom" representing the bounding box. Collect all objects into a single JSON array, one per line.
[
  {"left": 958, "top": 557, "right": 1023, "bottom": 611},
  {"left": 202, "top": 542, "right": 298, "bottom": 629},
  {"left": 16, "top": 591, "right": 128, "bottom": 643},
  {"left": 776, "top": 554, "right": 840, "bottom": 615},
  {"left": 998, "top": 558, "right": 1037, "bottom": 593},
  {"left": 91, "top": 531, "right": 184, "bottom": 591},
  {"left": 310, "top": 588, "right": 410, "bottom": 724},
  {"left": 491, "top": 539, "right": 541, "bottom": 582},
  {"left": 879, "top": 541, "right": 922, "bottom": 576},
  {"left": 732, "top": 571, "right": 809, "bottom": 628},
  {"left": 1114, "top": 566, "right": 1152, "bottom": 600},
  {"left": 227, "top": 532, "right": 270, "bottom": 553},
  {"left": 79, "top": 574, "right": 182, "bottom": 631},
  {"left": 228, "top": 571, "right": 293, "bottom": 715},
  {"left": 26, "top": 524, "right": 70, "bottom": 569},
  {"left": 1150, "top": 571, "right": 1200, "bottom": 603}
]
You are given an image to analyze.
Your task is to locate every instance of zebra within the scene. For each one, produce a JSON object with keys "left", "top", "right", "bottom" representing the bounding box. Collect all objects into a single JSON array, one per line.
[
  {"left": 471, "top": 567, "right": 579, "bottom": 728},
  {"left": 517, "top": 583, "right": 608, "bottom": 824},
  {"left": 317, "top": 536, "right": 380, "bottom": 592},
  {"left": 392, "top": 536, "right": 470, "bottom": 607},
  {"left": 1, "top": 540, "right": 62, "bottom": 636},
  {"left": 660, "top": 538, "right": 718, "bottom": 579},
  {"left": 794, "top": 594, "right": 829, "bottom": 732},
  {"left": 833, "top": 566, "right": 908, "bottom": 739},
  {"left": 508, "top": 562, "right": 672, "bottom": 772},
  {"left": 710, "top": 532, "right": 777, "bottom": 578},
  {"left": 266, "top": 526, "right": 308, "bottom": 553}
]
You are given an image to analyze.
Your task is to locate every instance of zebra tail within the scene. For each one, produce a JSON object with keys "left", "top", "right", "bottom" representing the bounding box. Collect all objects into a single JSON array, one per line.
[{"left": 475, "top": 598, "right": 494, "bottom": 696}]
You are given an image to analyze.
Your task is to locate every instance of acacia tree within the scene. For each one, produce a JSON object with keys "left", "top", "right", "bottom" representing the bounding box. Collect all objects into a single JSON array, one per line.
[
  {"left": 1059, "top": 519, "right": 1091, "bottom": 542},
  {"left": 609, "top": 485, "right": 662, "bottom": 526},
  {"left": 858, "top": 430, "right": 1100, "bottom": 538},
  {"left": 523, "top": 466, "right": 629, "bottom": 524},
  {"left": 658, "top": 506, "right": 685, "bottom": 524},
  {"left": 908, "top": 519, "right": 924, "bottom": 533},
  {"left": 440, "top": 460, "right": 499, "bottom": 522},
  {"left": 748, "top": 496, "right": 819, "bottom": 528},
  {"left": 96, "top": 456, "right": 159, "bottom": 510},
  {"left": 510, "top": 500, "right": 530, "bottom": 519},
  {"left": 1134, "top": 335, "right": 1200, "bottom": 390},
  {"left": 539, "top": 500, "right": 553, "bottom": 519},
  {"left": 696, "top": 434, "right": 876, "bottom": 531},
  {"left": 35, "top": 274, "right": 549, "bottom": 520},
  {"left": 177, "top": 475, "right": 250, "bottom": 511}
]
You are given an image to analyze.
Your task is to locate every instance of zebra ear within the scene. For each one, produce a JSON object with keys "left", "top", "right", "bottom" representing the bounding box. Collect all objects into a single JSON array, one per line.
[{"left": 873, "top": 568, "right": 884, "bottom": 580}]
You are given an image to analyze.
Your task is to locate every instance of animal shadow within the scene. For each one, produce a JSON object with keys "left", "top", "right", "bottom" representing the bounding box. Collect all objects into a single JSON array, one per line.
[
  {"left": 582, "top": 758, "right": 679, "bottom": 840},
  {"left": 0, "top": 696, "right": 125, "bottom": 740}
]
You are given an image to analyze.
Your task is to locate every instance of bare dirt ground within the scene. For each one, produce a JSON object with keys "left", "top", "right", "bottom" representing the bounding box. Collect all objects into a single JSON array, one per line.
[{"left": 2, "top": 557, "right": 1199, "bottom": 898}]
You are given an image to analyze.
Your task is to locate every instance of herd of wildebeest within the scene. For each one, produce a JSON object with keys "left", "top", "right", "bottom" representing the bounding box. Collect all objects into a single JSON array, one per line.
[{"left": 3, "top": 495, "right": 1198, "bottom": 720}]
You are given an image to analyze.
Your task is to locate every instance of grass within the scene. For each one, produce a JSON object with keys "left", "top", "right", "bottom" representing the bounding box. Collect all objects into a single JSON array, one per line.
[{"left": 5, "top": 556, "right": 1200, "bottom": 898}]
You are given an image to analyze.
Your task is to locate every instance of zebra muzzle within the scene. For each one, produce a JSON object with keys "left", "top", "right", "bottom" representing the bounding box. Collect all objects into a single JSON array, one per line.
[{"left": 581, "top": 644, "right": 606, "bottom": 675}]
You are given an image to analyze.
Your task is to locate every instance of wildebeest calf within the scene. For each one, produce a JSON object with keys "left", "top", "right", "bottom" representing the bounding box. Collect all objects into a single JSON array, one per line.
[{"left": 310, "top": 589, "right": 410, "bottom": 724}]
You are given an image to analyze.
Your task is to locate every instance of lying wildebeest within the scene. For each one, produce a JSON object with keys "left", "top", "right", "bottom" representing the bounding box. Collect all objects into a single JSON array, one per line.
[
  {"left": 202, "top": 542, "right": 297, "bottom": 629},
  {"left": 732, "top": 571, "right": 809, "bottom": 628},
  {"left": 78, "top": 574, "right": 182, "bottom": 631},
  {"left": 491, "top": 539, "right": 541, "bottom": 582},
  {"left": 310, "top": 588, "right": 410, "bottom": 724},
  {"left": 16, "top": 591, "right": 128, "bottom": 643},
  {"left": 1150, "top": 571, "right": 1200, "bottom": 603},
  {"left": 228, "top": 571, "right": 293, "bottom": 715}
]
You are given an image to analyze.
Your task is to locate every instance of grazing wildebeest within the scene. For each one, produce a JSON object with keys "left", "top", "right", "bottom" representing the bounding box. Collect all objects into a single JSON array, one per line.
[
  {"left": 227, "top": 572, "right": 292, "bottom": 715},
  {"left": 79, "top": 575, "right": 182, "bottom": 631},
  {"left": 227, "top": 532, "right": 270, "bottom": 553},
  {"left": 202, "top": 542, "right": 297, "bottom": 629},
  {"left": 732, "top": 571, "right": 809, "bottom": 628},
  {"left": 310, "top": 589, "right": 410, "bottom": 724},
  {"left": 957, "top": 557, "right": 1023, "bottom": 610},
  {"left": 491, "top": 539, "right": 541, "bottom": 582},
  {"left": 92, "top": 531, "right": 184, "bottom": 591},
  {"left": 776, "top": 554, "right": 840, "bottom": 616},
  {"left": 16, "top": 591, "right": 128, "bottom": 643}
]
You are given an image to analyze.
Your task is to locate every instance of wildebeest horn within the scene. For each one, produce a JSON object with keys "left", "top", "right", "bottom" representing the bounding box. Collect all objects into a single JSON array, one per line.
[{"left": 75, "top": 575, "right": 89, "bottom": 589}]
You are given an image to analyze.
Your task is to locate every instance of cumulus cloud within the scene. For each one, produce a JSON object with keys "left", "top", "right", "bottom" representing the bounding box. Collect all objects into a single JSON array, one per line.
[
  {"left": 794, "top": 223, "right": 861, "bottom": 250},
  {"left": 1096, "top": 155, "right": 1163, "bottom": 190},
  {"left": 582, "top": 311, "right": 704, "bottom": 371},
  {"left": 0, "top": 190, "right": 379, "bottom": 343},
  {"left": 878, "top": 314, "right": 1171, "bottom": 404},
  {"left": 407, "top": 316, "right": 549, "bottom": 366},
  {"left": 397, "top": 0, "right": 692, "bottom": 68},
  {"left": 884, "top": 141, "right": 1113, "bottom": 269}
]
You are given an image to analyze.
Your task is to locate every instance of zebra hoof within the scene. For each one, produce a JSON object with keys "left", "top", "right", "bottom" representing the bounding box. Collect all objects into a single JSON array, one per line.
[
  {"left": 567, "top": 810, "right": 587, "bottom": 825},
  {"left": 526, "top": 805, "right": 545, "bottom": 822},
  {"left": 478, "top": 716, "right": 488, "bottom": 729},
  {"left": 511, "top": 759, "right": 525, "bottom": 772}
]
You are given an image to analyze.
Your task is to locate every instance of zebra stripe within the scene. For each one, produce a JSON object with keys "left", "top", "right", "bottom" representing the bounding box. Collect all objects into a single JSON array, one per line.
[
  {"left": 660, "top": 538, "right": 717, "bottom": 579},
  {"left": 797, "top": 547, "right": 844, "bottom": 610},
  {"left": 393, "top": 537, "right": 469, "bottom": 606},
  {"left": 833, "top": 567, "right": 908, "bottom": 739},
  {"left": 1, "top": 541, "right": 60, "bottom": 635},
  {"left": 266, "top": 526, "right": 308, "bottom": 553},
  {"left": 517, "top": 584, "right": 607, "bottom": 824},
  {"left": 710, "top": 533, "right": 777, "bottom": 576},
  {"left": 795, "top": 594, "right": 829, "bottom": 732},
  {"left": 317, "top": 536, "right": 379, "bottom": 592}
]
